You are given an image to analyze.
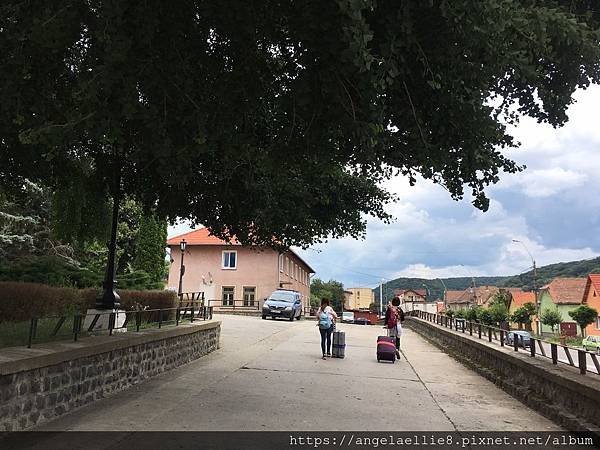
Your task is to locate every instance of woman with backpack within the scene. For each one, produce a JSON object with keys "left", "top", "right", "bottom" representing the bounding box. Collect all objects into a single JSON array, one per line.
[
  {"left": 385, "top": 297, "right": 405, "bottom": 359},
  {"left": 316, "top": 298, "right": 338, "bottom": 359}
]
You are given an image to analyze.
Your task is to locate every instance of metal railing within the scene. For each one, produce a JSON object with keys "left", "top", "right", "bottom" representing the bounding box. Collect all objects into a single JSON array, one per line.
[
  {"left": 208, "top": 299, "right": 261, "bottom": 310},
  {"left": 409, "top": 310, "right": 600, "bottom": 376},
  {"left": 178, "top": 294, "right": 261, "bottom": 310},
  {"left": 17, "top": 306, "right": 214, "bottom": 349}
]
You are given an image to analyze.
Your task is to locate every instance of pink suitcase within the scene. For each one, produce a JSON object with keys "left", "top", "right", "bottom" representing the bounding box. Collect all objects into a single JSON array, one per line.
[{"left": 377, "top": 335, "right": 396, "bottom": 363}]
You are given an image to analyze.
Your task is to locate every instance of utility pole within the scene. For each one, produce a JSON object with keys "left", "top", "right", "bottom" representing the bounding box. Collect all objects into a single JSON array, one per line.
[
  {"left": 513, "top": 239, "right": 539, "bottom": 335},
  {"left": 437, "top": 278, "right": 447, "bottom": 310},
  {"left": 379, "top": 280, "right": 383, "bottom": 317}
]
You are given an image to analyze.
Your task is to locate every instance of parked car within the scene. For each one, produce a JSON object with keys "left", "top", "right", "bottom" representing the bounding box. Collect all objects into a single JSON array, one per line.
[
  {"left": 582, "top": 335, "right": 600, "bottom": 353},
  {"left": 261, "top": 290, "right": 302, "bottom": 321},
  {"left": 505, "top": 330, "right": 531, "bottom": 348},
  {"left": 341, "top": 312, "right": 355, "bottom": 323},
  {"left": 354, "top": 317, "right": 371, "bottom": 325}
]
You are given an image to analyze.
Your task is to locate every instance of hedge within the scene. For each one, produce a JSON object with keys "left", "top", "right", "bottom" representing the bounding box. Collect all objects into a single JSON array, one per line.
[{"left": 0, "top": 282, "right": 178, "bottom": 322}]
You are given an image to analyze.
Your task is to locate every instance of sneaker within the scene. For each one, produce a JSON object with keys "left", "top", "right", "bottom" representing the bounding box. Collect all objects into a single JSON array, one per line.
[
  {"left": 322, "top": 355, "right": 326, "bottom": 360},
  {"left": 326, "top": 353, "right": 331, "bottom": 357},
  {"left": 395, "top": 351, "right": 401, "bottom": 359}
]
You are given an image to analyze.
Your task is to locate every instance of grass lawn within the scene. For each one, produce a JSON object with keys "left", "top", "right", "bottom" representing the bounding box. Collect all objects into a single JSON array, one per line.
[
  {"left": 0, "top": 313, "right": 185, "bottom": 349},
  {"left": 0, "top": 316, "right": 85, "bottom": 348},
  {"left": 544, "top": 335, "right": 584, "bottom": 347}
]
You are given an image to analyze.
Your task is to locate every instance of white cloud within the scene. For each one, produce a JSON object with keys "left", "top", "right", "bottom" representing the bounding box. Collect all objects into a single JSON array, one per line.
[
  {"left": 498, "top": 168, "right": 587, "bottom": 198},
  {"left": 391, "top": 264, "right": 485, "bottom": 279}
]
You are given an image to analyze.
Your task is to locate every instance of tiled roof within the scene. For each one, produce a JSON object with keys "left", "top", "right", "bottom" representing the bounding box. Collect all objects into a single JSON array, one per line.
[
  {"left": 395, "top": 289, "right": 427, "bottom": 298},
  {"left": 166, "top": 228, "right": 239, "bottom": 246},
  {"left": 473, "top": 286, "right": 500, "bottom": 306},
  {"left": 542, "top": 277, "right": 587, "bottom": 305},
  {"left": 166, "top": 228, "right": 315, "bottom": 273},
  {"left": 445, "top": 286, "right": 500, "bottom": 306},
  {"left": 508, "top": 289, "right": 536, "bottom": 309},
  {"left": 445, "top": 290, "right": 467, "bottom": 304},
  {"left": 583, "top": 274, "right": 600, "bottom": 303},
  {"left": 589, "top": 274, "right": 600, "bottom": 293}
]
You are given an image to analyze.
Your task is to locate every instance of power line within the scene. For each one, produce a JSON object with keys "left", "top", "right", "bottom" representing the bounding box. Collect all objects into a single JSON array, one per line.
[{"left": 317, "top": 262, "right": 392, "bottom": 281}]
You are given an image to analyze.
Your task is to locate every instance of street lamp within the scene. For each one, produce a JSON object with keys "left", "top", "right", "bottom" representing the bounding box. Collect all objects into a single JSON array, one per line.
[
  {"left": 178, "top": 239, "right": 187, "bottom": 296},
  {"left": 96, "top": 178, "right": 121, "bottom": 310},
  {"left": 512, "top": 239, "right": 539, "bottom": 334}
]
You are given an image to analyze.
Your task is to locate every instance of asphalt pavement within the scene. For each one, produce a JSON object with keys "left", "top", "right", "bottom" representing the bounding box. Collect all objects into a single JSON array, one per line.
[{"left": 36, "top": 315, "right": 560, "bottom": 431}]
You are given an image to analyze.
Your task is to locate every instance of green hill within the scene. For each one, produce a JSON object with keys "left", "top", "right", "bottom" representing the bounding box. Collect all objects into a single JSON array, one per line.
[
  {"left": 374, "top": 256, "right": 600, "bottom": 302},
  {"left": 498, "top": 256, "right": 600, "bottom": 291}
]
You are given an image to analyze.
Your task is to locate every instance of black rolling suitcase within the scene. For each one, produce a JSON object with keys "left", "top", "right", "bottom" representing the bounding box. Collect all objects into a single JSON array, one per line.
[
  {"left": 332, "top": 329, "right": 346, "bottom": 358},
  {"left": 377, "top": 335, "right": 396, "bottom": 363}
]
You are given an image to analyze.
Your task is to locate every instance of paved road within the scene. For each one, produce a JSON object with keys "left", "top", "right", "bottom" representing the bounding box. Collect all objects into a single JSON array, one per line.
[{"left": 37, "top": 315, "right": 560, "bottom": 431}]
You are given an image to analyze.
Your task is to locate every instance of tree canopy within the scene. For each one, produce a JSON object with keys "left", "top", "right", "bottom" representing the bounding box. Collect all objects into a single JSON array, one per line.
[
  {"left": 310, "top": 278, "right": 345, "bottom": 311},
  {"left": 541, "top": 307, "right": 562, "bottom": 334},
  {"left": 568, "top": 305, "right": 597, "bottom": 337},
  {"left": 2, "top": 1, "right": 599, "bottom": 248}
]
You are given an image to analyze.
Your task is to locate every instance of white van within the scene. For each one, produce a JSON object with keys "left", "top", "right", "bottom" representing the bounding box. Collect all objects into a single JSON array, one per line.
[{"left": 342, "top": 311, "right": 355, "bottom": 323}]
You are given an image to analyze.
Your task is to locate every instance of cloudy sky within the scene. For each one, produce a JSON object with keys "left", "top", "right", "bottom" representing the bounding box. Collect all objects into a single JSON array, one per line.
[{"left": 169, "top": 85, "right": 600, "bottom": 288}]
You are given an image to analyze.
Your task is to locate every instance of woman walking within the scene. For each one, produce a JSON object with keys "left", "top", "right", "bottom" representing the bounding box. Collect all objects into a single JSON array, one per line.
[
  {"left": 316, "top": 298, "right": 338, "bottom": 359},
  {"left": 385, "top": 296, "right": 405, "bottom": 358}
]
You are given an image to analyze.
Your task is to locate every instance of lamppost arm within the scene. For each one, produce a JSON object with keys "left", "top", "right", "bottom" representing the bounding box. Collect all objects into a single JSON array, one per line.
[{"left": 512, "top": 239, "right": 534, "bottom": 267}]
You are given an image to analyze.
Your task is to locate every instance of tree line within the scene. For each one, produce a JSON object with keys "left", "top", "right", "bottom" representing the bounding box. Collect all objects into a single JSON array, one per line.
[{"left": 0, "top": 181, "right": 168, "bottom": 290}]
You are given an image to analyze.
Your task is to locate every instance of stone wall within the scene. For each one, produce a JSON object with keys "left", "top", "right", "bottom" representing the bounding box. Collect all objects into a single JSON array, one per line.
[
  {"left": 0, "top": 321, "right": 220, "bottom": 431},
  {"left": 406, "top": 317, "right": 600, "bottom": 431}
]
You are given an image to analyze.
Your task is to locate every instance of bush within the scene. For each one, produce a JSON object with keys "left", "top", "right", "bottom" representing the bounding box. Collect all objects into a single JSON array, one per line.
[
  {"left": 0, "top": 281, "right": 177, "bottom": 322},
  {"left": 454, "top": 308, "right": 467, "bottom": 318},
  {"left": 464, "top": 307, "right": 480, "bottom": 322},
  {"left": 0, "top": 256, "right": 165, "bottom": 290},
  {"left": 0, "top": 256, "right": 101, "bottom": 288}
]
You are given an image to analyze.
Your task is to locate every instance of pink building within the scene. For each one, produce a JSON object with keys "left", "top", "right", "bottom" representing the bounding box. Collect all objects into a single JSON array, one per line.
[{"left": 166, "top": 228, "right": 315, "bottom": 310}]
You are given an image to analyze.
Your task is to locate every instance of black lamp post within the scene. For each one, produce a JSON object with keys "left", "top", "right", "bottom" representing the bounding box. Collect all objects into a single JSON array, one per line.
[
  {"left": 178, "top": 239, "right": 187, "bottom": 296},
  {"left": 96, "top": 174, "right": 121, "bottom": 310}
]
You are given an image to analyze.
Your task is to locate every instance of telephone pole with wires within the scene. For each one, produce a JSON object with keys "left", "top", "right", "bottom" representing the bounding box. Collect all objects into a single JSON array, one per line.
[{"left": 379, "top": 280, "right": 383, "bottom": 317}]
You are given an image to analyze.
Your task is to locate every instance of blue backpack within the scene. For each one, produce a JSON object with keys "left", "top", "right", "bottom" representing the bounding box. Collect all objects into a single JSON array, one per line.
[{"left": 319, "top": 311, "right": 332, "bottom": 329}]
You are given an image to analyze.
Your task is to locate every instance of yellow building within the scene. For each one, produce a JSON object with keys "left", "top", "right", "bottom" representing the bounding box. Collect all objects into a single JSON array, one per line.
[{"left": 345, "top": 287, "right": 374, "bottom": 310}]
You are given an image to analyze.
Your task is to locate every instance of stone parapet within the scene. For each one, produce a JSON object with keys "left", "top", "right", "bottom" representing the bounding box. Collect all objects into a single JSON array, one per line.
[
  {"left": 406, "top": 317, "right": 600, "bottom": 432},
  {"left": 0, "top": 321, "right": 220, "bottom": 431}
]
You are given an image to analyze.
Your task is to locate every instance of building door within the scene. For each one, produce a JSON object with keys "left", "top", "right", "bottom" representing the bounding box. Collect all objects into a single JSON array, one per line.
[
  {"left": 222, "top": 286, "right": 234, "bottom": 307},
  {"left": 243, "top": 286, "right": 256, "bottom": 307},
  {"left": 560, "top": 322, "right": 577, "bottom": 337}
]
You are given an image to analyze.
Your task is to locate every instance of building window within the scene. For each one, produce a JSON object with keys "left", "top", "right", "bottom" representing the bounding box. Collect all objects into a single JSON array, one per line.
[
  {"left": 222, "top": 251, "right": 237, "bottom": 269},
  {"left": 222, "top": 286, "right": 234, "bottom": 306},
  {"left": 279, "top": 255, "right": 283, "bottom": 272},
  {"left": 243, "top": 286, "right": 256, "bottom": 307},
  {"left": 285, "top": 257, "right": 289, "bottom": 275},
  {"left": 597, "top": 316, "right": 600, "bottom": 329}
]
